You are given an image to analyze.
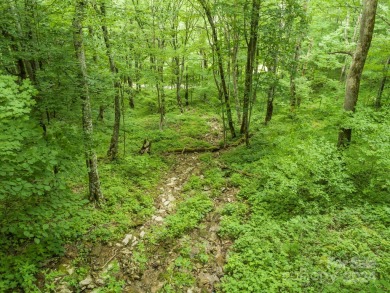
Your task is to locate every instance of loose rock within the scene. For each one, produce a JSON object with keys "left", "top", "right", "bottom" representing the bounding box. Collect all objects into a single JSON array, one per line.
[
  {"left": 79, "top": 275, "right": 93, "bottom": 288},
  {"left": 122, "top": 234, "right": 133, "bottom": 246},
  {"left": 154, "top": 216, "right": 163, "bottom": 222}
]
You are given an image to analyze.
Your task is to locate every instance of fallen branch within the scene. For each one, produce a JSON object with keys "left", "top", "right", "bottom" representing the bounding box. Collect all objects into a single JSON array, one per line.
[
  {"left": 168, "top": 146, "right": 221, "bottom": 154},
  {"left": 328, "top": 51, "right": 353, "bottom": 56},
  {"left": 165, "top": 136, "right": 247, "bottom": 154},
  {"left": 216, "top": 162, "right": 261, "bottom": 179},
  {"left": 99, "top": 248, "right": 119, "bottom": 270}
]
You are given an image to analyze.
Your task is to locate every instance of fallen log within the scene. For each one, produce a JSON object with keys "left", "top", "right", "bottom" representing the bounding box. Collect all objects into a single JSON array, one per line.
[
  {"left": 167, "top": 146, "right": 221, "bottom": 154},
  {"left": 165, "top": 136, "right": 247, "bottom": 154}
]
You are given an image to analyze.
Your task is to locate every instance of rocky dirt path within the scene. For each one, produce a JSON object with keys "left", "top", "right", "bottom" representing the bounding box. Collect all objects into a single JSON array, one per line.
[
  {"left": 57, "top": 120, "right": 238, "bottom": 293},
  {"left": 114, "top": 152, "right": 238, "bottom": 293}
]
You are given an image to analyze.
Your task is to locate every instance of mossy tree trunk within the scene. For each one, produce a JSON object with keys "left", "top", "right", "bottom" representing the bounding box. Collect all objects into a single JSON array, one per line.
[
  {"left": 73, "top": 0, "right": 103, "bottom": 204},
  {"left": 95, "top": 2, "right": 121, "bottom": 160},
  {"left": 240, "top": 0, "right": 261, "bottom": 145},
  {"left": 338, "top": 0, "right": 378, "bottom": 147}
]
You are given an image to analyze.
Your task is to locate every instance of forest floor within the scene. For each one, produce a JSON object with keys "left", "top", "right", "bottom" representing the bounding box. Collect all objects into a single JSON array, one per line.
[
  {"left": 41, "top": 105, "right": 390, "bottom": 293},
  {"left": 55, "top": 118, "right": 238, "bottom": 292}
]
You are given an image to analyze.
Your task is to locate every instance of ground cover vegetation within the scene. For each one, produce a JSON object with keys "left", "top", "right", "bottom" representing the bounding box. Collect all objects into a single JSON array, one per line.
[{"left": 0, "top": 0, "right": 389, "bottom": 291}]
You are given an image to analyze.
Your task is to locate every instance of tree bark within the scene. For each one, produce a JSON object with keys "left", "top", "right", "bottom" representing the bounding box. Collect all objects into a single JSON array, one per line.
[
  {"left": 9, "top": 0, "right": 36, "bottom": 82},
  {"left": 97, "top": 105, "right": 105, "bottom": 121},
  {"left": 73, "top": 0, "right": 103, "bottom": 204},
  {"left": 232, "top": 33, "right": 241, "bottom": 123},
  {"left": 338, "top": 0, "right": 378, "bottom": 147},
  {"left": 240, "top": 0, "right": 261, "bottom": 146},
  {"left": 96, "top": 2, "right": 121, "bottom": 160},
  {"left": 289, "top": 44, "right": 300, "bottom": 110},
  {"left": 198, "top": 0, "right": 236, "bottom": 138},
  {"left": 265, "top": 82, "right": 276, "bottom": 125},
  {"left": 185, "top": 65, "right": 189, "bottom": 106},
  {"left": 127, "top": 76, "right": 135, "bottom": 109},
  {"left": 155, "top": 40, "right": 166, "bottom": 130},
  {"left": 375, "top": 56, "right": 390, "bottom": 109},
  {"left": 174, "top": 56, "right": 183, "bottom": 112}
]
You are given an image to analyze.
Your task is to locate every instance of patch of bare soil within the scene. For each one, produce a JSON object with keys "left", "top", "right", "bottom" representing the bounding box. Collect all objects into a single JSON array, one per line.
[{"left": 119, "top": 185, "right": 238, "bottom": 293}]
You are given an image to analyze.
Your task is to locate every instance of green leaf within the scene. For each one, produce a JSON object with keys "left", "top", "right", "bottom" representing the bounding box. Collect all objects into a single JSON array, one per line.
[{"left": 23, "top": 231, "right": 32, "bottom": 238}]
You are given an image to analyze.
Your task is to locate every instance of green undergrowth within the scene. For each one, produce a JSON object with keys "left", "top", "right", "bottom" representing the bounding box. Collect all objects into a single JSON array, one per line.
[
  {"left": 96, "top": 107, "right": 219, "bottom": 155},
  {"left": 219, "top": 106, "right": 390, "bottom": 292},
  {"left": 222, "top": 207, "right": 389, "bottom": 292},
  {"left": 161, "top": 236, "right": 211, "bottom": 292},
  {"left": 157, "top": 194, "right": 213, "bottom": 241},
  {"left": 0, "top": 94, "right": 221, "bottom": 290}
]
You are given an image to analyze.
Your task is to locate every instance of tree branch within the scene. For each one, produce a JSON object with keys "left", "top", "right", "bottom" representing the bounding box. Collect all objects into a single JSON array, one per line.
[{"left": 328, "top": 51, "right": 353, "bottom": 56}]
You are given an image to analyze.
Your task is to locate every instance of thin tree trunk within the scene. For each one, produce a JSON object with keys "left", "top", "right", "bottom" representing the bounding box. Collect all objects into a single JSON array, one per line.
[
  {"left": 127, "top": 76, "right": 135, "bottom": 109},
  {"left": 240, "top": 0, "right": 261, "bottom": 145},
  {"left": 156, "top": 40, "right": 166, "bottom": 130},
  {"left": 96, "top": 2, "right": 121, "bottom": 160},
  {"left": 340, "top": 11, "right": 350, "bottom": 81},
  {"left": 97, "top": 105, "right": 105, "bottom": 121},
  {"left": 171, "top": 19, "right": 183, "bottom": 112},
  {"left": 200, "top": 49, "right": 208, "bottom": 101},
  {"left": 185, "top": 65, "right": 189, "bottom": 106},
  {"left": 290, "top": 44, "right": 300, "bottom": 110},
  {"left": 73, "top": 0, "right": 103, "bottom": 204},
  {"left": 375, "top": 56, "right": 390, "bottom": 109},
  {"left": 338, "top": 0, "right": 378, "bottom": 147},
  {"left": 157, "top": 64, "right": 165, "bottom": 130},
  {"left": 265, "top": 83, "right": 275, "bottom": 124},
  {"left": 174, "top": 56, "right": 183, "bottom": 112},
  {"left": 232, "top": 34, "right": 241, "bottom": 123},
  {"left": 9, "top": 0, "right": 36, "bottom": 82},
  {"left": 135, "top": 55, "right": 141, "bottom": 92},
  {"left": 199, "top": 0, "right": 236, "bottom": 138}
]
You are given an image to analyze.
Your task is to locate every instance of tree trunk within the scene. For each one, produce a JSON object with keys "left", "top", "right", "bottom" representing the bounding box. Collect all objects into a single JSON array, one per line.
[
  {"left": 338, "top": 0, "right": 378, "bottom": 147},
  {"left": 340, "top": 11, "right": 350, "bottom": 81},
  {"left": 73, "top": 0, "right": 103, "bottom": 204},
  {"left": 375, "top": 56, "right": 390, "bottom": 109},
  {"left": 290, "top": 44, "right": 300, "bottom": 110},
  {"left": 9, "top": 0, "right": 36, "bottom": 82},
  {"left": 157, "top": 67, "right": 165, "bottom": 130},
  {"left": 240, "top": 0, "right": 261, "bottom": 146},
  {"left": 97, "top": 105, "right": 105, "bottom": 121},
  {"left": 265, "top": 84, "right": 275, "bottom": 125},
  {"left": 156, "top": 42, "right": 165, "bottom": 130},
  {"left": 127, "top": 76, "right": 135, "bottom": 109},
  {"left": 232, "top": 35, "right": 241, "bottom": 123},
  {"left": 135, "top": 55, "right": 141, "bottom": 92},
  {"left": 185, "top": 65, "right": 189, "bottom": 106},
  {"left": 198, "top": 0, "right": 236, "bottom": 138},
  {"left": 200, "top": 49, "right": 208, "bottom": 101},
  {"left": 174, "top": 56, "right": 183, "bottom": 112},
  {"left": 96, "top": 2, "right": 121, "bottom": 160}
]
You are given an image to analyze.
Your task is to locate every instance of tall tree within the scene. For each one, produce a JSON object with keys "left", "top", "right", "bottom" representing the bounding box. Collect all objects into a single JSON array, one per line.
[
  {"left": 240, "top": 0, "right": 261, "bottom": 145},
  {"left": 169, "top": 0, "right": 184, "bottom": 113},
  {"left": 94, "top": 1, "right": 121, "bottom": 160},
  {"left": 73, "top": 0, "right": 104, "bottom": 204},
  {"left": 338, "top": 0, "right": 378, "bottom": 147},
  {"left": 289, "top": 0, "right": 308, "bottom": 110},
  {"left": 198, "top": 0, "right": 236, "bottom": 138},
  {"left": 375, "top": 56, "right": 390, "bottom": 109}
]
